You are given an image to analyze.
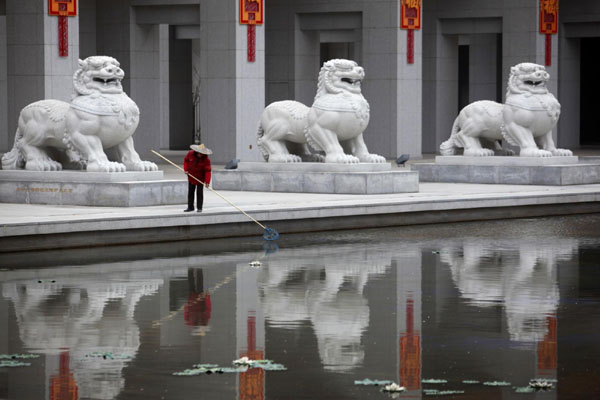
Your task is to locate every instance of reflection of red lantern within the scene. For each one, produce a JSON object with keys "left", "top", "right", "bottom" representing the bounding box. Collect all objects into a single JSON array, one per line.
[
  {"left": 48, "top": 0, "right": 77, "bottom": 57},
  {"left": 537, "top": 316, "right": 557, "bottom": 373},
  {"left": 50, "top": 351, "right": 78, "bottom": 400},
  {"left": 240, "top": 315, "right": 265, "bottom": 400},
  {"left": 399, "top": 299, "right": 421, "bottom": 390}
]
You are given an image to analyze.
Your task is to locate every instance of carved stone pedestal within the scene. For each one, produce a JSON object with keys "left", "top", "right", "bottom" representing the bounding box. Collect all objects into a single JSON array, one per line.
[
  {"left": 212, "top": 162, "right": 419, "bottom": 194},
  {"left": 412, "top": 156, "right": 600, "bottom": 185},
  {"left": 0, "top": 170, "right": 187, "bottom": 206}
]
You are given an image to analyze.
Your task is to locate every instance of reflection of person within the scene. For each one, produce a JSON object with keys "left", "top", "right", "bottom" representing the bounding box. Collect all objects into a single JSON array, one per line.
[
  {"left": 183, "top": 144, "right": 212, "bottom": 212},
  {"left": 184, "top": 268, "right": 212, "bottom": 330}
]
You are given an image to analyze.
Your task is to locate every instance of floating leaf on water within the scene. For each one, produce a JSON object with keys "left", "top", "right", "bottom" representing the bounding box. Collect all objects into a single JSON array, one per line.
[
  {"left": 84, "top": 352, "right": 132, "bottom": 360},
  {"left": 0, "top": 360, "right": 32, "bottom": 368},
  {"left": 382, "top": 383, "right": 405, "bottom": 393},
  {"left": 515, "top": 386, "right": 536, "bottom": 393},
  {"left": 462, "top": 380, "right": 479, "bottom": 384},
  {"left": 221, "top": 366, "right": 248, "bottom": 373},
  {"left": 422, "top": 379, "right": 448, "bottom": 384},
  {"left": 424, "top": 389, "right": 465, "bottom": 396},
  {"left": 258, "top": 362, "right": 287, "bottom": 371},
  {"left": 528, "top": 379, "right": 554, "bottom": 390},
  {"left": 483, "top": 381, "right": 511, "bottom": 386},
  {"left": 0, "top": 354, "right": 39, "bottom": 360},
  {"left": 354, "top": 378, "right": 394, "bottom": 386},
  {"left": 174, "top": 359, "right": 285, "bottom": 376},
  {"left": 192, "top": 364, "right": 219, "bottom": 369},
  {"left": 248, "top": 261, "right": 262, "bottom": 268},
  {"left": 173, "top": 368, "right": 205, "bottom": 376},
  {"left": 233, "top": 356, "right": 252, "bottom": 365}
]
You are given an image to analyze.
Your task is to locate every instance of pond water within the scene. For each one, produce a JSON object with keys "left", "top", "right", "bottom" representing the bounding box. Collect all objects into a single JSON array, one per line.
[{"left": 1, "top": 214, "right": 600, "bottom": 399}]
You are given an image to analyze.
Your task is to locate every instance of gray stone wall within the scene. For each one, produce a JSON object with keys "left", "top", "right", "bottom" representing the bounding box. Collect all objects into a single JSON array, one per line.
[{"left": 0, "top": 15, "right": 7, "bottom": 153}]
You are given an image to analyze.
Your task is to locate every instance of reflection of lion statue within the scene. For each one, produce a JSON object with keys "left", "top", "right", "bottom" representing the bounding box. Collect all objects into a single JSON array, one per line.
[
  {"left": 257, "top": 59, "right": 385, "bottom": 163},
  {"left": 1, "top": 56, "right": 157, "bottom": 172},
  {"left": 440, "top": 62, "right": 571, "bottom": 157}
]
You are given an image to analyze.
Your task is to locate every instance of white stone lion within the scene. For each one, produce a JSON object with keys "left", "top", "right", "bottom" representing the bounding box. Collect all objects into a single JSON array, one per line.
[
  {"left": 1, "top": 56, "right": 157, "bottom": 172},
  {"left": 257, "top": 59, "right": 385, "bottom": 163},
  {"left": 440, "top": 62, "right": 571, "bottom": 157}
]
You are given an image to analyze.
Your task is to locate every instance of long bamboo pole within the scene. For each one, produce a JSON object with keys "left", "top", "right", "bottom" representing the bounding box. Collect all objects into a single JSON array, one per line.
[{"left": 151, "top": 150, "right": 267, "bottom": 230}]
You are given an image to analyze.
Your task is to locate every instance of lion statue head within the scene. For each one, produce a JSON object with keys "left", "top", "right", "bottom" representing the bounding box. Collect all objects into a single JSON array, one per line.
[
  {"left": 507, "top": 62, "right": 551, "bottom": 97},
  {"left": 73, "top": 56, "right": 125, "bottom": 96},
  {"left": 315, "top": 59, "right": 365, "bottom": 99}
]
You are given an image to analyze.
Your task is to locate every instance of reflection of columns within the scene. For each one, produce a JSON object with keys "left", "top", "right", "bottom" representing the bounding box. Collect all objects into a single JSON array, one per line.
[{"left": 50, "top": 351, "right": 78, "bottom": 400}]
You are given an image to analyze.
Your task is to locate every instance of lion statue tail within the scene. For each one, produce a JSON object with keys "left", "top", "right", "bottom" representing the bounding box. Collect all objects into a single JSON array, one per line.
[
  {"left": 256, "top": 121, "right": 269, "bottom": 162},
  {"left": 1, "top": 128, "right": 25, "bottom": 170},
  {"left": 439, "top": 117, "right": 461, "bottom": 156}
]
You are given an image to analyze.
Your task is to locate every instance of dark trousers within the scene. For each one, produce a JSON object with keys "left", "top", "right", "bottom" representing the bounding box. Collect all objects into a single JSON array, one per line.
[{"left": 188, "top": 183, "right": 204, "bottom": 210}]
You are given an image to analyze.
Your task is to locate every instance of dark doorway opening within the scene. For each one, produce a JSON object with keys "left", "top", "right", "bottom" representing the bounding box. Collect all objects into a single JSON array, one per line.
[
  {"left": 495, "top": 34, "right": 502, "bottom": 103},
  {"left": 458, "top": 45, "right": 469, "bottom": 112},
  {"left": 580, "top": 37, "right": 600, "bottom": 146},
  {"left": 320, "top": 42, "right": 355, "bottom": 68},
  {"left": 169, "top": 27, "right": 193, "bottom": 150}
]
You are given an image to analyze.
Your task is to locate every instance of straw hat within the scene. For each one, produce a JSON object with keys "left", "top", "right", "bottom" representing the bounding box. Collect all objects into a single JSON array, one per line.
[{"left": 190, "top": 143, "right": 213, "bottom": 155}]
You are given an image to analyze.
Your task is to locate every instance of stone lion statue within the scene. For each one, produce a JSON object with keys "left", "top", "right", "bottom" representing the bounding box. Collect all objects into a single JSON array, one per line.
[
  {"left": 1, "top": 56, "right": 157, "bottom": 172},
  {"left": 440, "top": 62, "right": 571, "bottom": 157},
  {"left": 257, "top": 59, "right": 385, "bottom": 163}
]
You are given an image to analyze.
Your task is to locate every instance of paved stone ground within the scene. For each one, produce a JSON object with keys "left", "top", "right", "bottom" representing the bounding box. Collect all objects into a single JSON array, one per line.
[{"left": 2, "top": 152, "right": 600, "bottom": 250}]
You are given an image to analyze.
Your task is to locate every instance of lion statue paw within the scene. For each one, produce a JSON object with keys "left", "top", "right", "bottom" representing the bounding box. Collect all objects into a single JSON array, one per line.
[
  {"left": 551, "top": 148, "right": 573, "bottom": 157},
  {"left": 358, "top": 153, "right": 386, "bottom": 163},
  {"left": 268, "top": 154, "right": 302, "bottom": 163},
  {"left": 125, "top": 160, "right": 159, "bottom": 172},
  {"left": 519, "top": 148, "right": 553, "bottom": 158},
  {"left": 88, "top": 161, "right": 127, "bottom": 173},
  {"left": 464, "top": 148, "right": 495, "bottom": 157},
  {"left": 257, "top": 59, "right": 385, "bottom": 164},
  {"left": 25, "top": 158, "right": 63, "bottom": 172},
  {"left": 325, "top": 153, "right": 360, "bottom": 164}
]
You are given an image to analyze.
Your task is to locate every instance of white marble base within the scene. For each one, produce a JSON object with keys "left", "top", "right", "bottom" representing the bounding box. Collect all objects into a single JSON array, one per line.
[
  {"left": 0, "top": 170, "right": 163, "bottom": 183},
  {"left": 413, "top": 159, "right": 600, "bottom": 185},
  {"left": 0, "top": 170, "right": 185, "bottom": 206},
  {"left": 237, "top": 162, "right": 392, "bottom": 172},
  {"left": 213, "top": 166, "right": 418, "bottom": 194},
  {"left": 436, "top": 156, "right": 579, "bottom": 166}
]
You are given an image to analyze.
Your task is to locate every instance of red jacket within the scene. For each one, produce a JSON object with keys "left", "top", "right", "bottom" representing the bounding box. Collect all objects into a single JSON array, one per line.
[{"left": 183, "top": 150, "right": 211, "bottom": 185}]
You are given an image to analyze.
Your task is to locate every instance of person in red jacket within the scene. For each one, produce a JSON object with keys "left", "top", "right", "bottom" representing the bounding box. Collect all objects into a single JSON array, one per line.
[{"left": 183, "top": 144, "right": 212, "bottom": 212}]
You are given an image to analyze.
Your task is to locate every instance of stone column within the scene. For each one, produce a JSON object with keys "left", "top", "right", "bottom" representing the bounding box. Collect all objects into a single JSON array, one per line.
[
  {"left": 502, "top": 1, "right": 558, "bottom": 141},
  {"left": 0, "top": 14, "right": 7, "bottom": 153},
  {"left": 6, "top": 0, "right": 79, "bottom": 145},
  {"left": 200, "top": 0, "right": 265, "bottom": 164},
  {"left": 395, "top": 6, "right": 423, "bottom": 159}
]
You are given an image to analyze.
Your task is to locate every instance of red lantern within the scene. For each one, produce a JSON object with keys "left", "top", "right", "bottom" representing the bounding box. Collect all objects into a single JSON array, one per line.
[
  {"left": 239, "top": 0, "right": 264, "bottom": 63},
  {"left": 400, "top": 0, "right": 421, "bottom": 64},
  {"left": 539, "top": 0, "right": 558, "bottom": 66},
  {"left": 48, "top": 0, "right": 77, "bottom": 57}
]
